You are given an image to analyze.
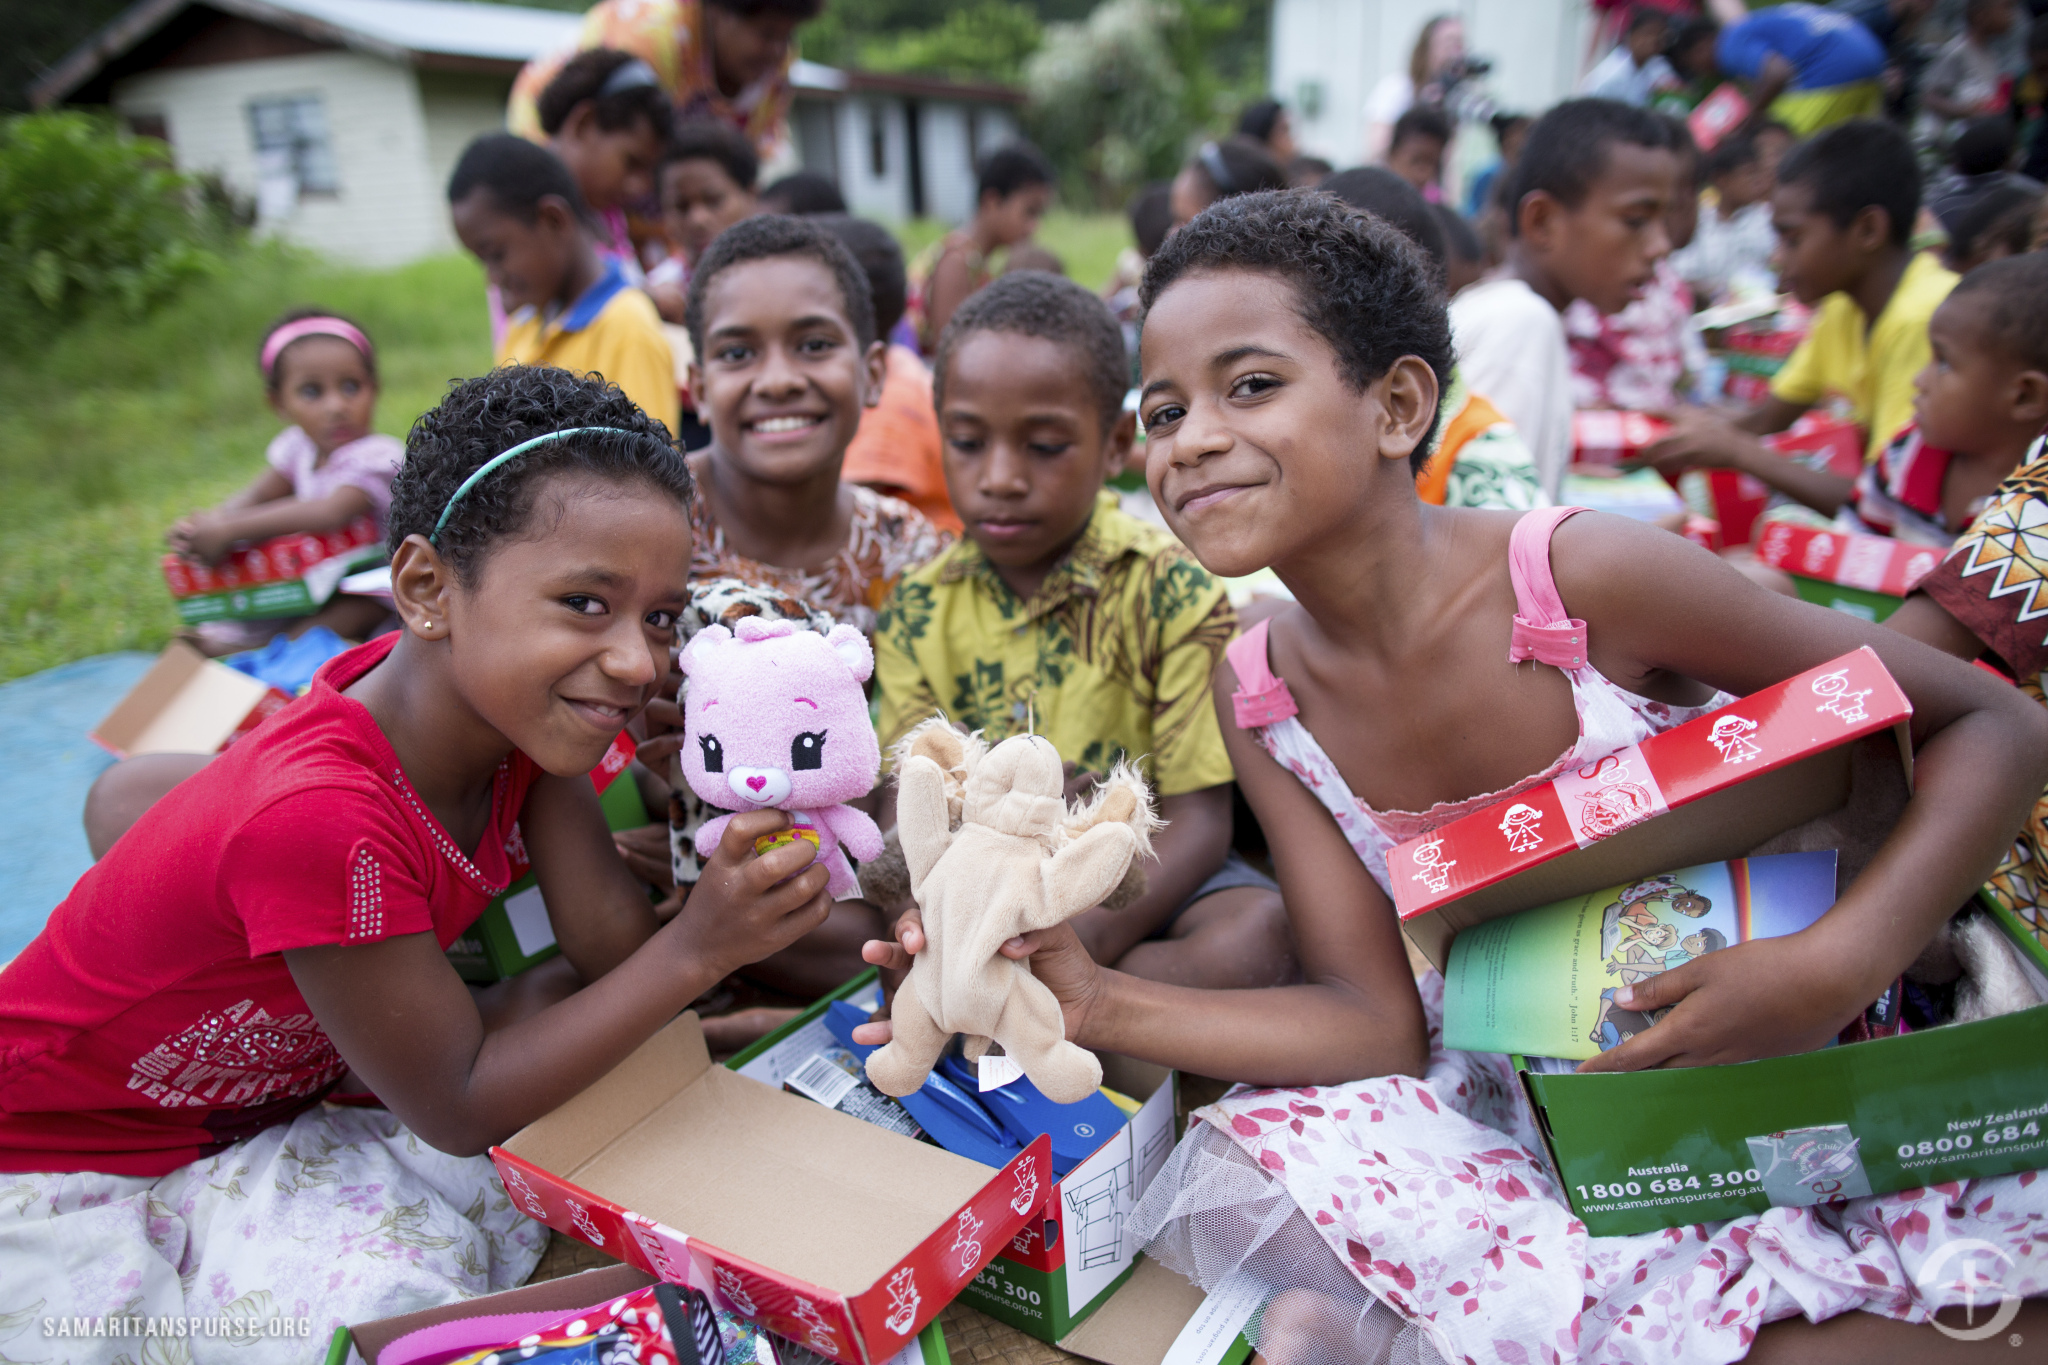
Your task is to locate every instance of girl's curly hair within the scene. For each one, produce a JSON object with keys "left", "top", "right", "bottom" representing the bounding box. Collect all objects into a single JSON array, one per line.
[{"left": 387, "top": 366, "right": 690, "bottom": 583}]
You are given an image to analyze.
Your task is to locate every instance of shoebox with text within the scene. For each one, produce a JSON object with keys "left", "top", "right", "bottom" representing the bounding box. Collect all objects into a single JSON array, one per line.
[
  {"left": 489, "top": 995, "right": 1050, "bottom": 1365},
  {"left": 325, "top": 1261, "right": 947, "bottom": 1365},
  {"left": 90, "top": 639, "right": 293, "bottom": 758},
  {"left": 1388, "top": 647, "right": 2048, "bottom": 1235},
  {"left": 161, "top": 517, "right": 387, "bottom": 623},
  {"left": 1676, "top": 417, "right": 1863, "bottom": 550},
  {"left": 445, "top": 733, "right": 647, "bottom": 982},
  {"left": 1752, "top": 520, "right": 1941, "bottom": 622},
  {"left": 725, "top": 974, "right": 1185, "bottom": 1354}
]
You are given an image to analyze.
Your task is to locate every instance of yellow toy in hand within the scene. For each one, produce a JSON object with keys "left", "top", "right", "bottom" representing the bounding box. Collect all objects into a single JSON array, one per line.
[{"left": 865, "top": 720, "right": 1158, "bottom": 1104}]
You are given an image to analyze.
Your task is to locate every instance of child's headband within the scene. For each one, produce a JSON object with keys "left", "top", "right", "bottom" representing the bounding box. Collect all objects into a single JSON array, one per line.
[
  {"left": 261, "top": 317, "right": 373, "bottom": 379},
  {"left": 598, "top": 58, "right": 661, "bottom": 99},
  {"left": 1198, "top": 141, "right": 1238, "bottom": 196},
  {"left": 430, "top": 426, "right": 628, "bottom": 544}
]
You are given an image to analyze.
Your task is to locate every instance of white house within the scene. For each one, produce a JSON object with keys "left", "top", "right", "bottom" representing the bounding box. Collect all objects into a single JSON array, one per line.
[
  {"left": 1271, "top": 0, "right": 1599, "bottom": 168},
  {"left": 34, "top": 0, "right": 1026, "bottom": 266}
]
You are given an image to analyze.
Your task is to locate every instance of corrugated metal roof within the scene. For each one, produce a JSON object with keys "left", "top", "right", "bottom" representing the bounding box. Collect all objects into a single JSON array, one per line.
[{"left": 258, "top": 0, "right": 580, "bottom": 62}]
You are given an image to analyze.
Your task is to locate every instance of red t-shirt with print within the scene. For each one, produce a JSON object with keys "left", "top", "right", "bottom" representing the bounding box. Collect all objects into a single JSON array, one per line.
[{"left": 0, "top": 634, "right": 539, "bottom": 1176}]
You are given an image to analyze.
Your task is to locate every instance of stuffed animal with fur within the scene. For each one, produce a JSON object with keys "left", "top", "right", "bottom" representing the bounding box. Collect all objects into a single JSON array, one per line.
[
  {"left": 865, "top": 719, "right": 1159, "bottom": 1104},
  {"left": 679, "top": 617, "right": 883, "bottom": 899}
]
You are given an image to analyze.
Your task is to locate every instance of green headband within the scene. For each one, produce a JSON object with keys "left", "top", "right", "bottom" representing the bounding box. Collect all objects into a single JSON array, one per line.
[{"left": 430, "top": 427, "right": 627, "bottom": 544}]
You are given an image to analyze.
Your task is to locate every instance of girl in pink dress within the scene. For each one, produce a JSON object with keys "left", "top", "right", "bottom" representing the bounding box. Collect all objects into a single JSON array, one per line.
[{"left": 861, "top": 190, "right": 2048, "bottom": 1362}]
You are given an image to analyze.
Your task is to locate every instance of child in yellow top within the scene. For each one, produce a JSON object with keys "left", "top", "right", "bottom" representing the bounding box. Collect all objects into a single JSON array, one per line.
[
  {"left": 449, "top": 134, "right": 679, "bottom": 435},
  {"left": 874, "top": 272, "right": 1294, "bottom": 990},
  {"left": 1648, "top": 120, "right": 1958, "bottom": 516}
]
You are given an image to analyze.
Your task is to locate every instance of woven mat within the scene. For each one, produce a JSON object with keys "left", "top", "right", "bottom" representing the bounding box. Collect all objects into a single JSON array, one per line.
[{"left": 526, "top": 1238, "right": 1080, "bottom": 1364}]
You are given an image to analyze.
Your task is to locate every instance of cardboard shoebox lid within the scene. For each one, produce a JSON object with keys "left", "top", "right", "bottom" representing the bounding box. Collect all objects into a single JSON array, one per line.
[
  {"left": 90, "top": 640, "right": 292, "bottom": 758},
  {"left": 492, "top": 1012, "right": 1048, "bottom": 1365},
  {"left": 1754, "top": 521, "right": 1943, "bottom": 598},
  {"left": 1388, "top": 647, "right": 1913, "bottom": 969}
]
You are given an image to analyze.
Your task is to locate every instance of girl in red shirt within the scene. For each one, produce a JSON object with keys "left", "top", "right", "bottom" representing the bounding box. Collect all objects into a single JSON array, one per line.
[{"left": 0, "top": 367, "right": 832, "bottom": 1350}]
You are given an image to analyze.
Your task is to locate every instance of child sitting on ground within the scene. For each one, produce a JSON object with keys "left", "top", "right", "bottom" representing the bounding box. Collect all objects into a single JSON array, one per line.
[
  {"left": 872, "top": 271, "right": 1294, "bottom": 990},
  {"left": 859, "top": 188, "right": 2048, "bottom": 1364},
  {"left": 1566, "top": 114, "right": 1708, "bottom": 413},
  {"left": 633, "top": 214, "right": 944, "bottom": 995},
  {"left": 3, "top": 369, "right": 822, "bottom": 1355},
  {"left": 1450, "top": 98, "right": 1685, "bottom": 501},
  {"left": 450, "top": 134, "right": 679, "bottom": 436},
  {"left": 1648, "top": 119, "right": 1958, "bottom": 503},
  {"left": 646, "top": 118, "right": 761, "bottom": 322},
  {"left": 1669, "top": 128, "right": 1778, "bottom": 303},
  {"left": 824, "top": 214, "right": 958, "bottom": 535},
  {"left": 908, "top": 142, "right": 1056, "bottom": 352},
  {"left": 168, "top": 309, "right": 403, "bottom": 654},
  {"left": 1840, "top": 253, "right": 2048, "bottom": 546}
]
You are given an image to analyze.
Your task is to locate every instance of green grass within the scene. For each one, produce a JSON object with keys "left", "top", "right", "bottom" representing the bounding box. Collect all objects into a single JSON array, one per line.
[{"left": 0, "top": 212, "right": 1131, "bottom": 682}]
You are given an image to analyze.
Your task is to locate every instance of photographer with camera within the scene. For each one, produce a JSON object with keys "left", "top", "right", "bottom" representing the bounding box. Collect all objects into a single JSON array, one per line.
[{"left": 1365, "top": 14, "right": 1494, "bottom": 160}]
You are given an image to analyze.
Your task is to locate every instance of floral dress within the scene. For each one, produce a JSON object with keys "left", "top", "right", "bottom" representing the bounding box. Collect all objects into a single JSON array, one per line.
[{"left": 1129, "top": 506, "right": 2048, "bottom": 1364}]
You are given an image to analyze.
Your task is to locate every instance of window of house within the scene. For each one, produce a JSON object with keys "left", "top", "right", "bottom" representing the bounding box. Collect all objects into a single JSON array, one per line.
[
  {"left": 247, "top": 94, "right": 339, "bottom": 196},
  {"left": 868, "top": 103, "right": 887, "bottom": 179}
]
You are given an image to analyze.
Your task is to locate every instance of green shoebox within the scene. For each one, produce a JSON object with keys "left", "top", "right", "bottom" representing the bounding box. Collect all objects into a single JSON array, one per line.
[
  {"left": 1788, "top": 575, "right": 1904, "bottom": 622},
  {"left": 446, "top": 771, "right": 650, "bottom": 982},
  {"left": 1519, "top": 898, "right": 2048, "bottom": 1237},
  {"left": 734, "top": 977, "right": 1255, "bottom": 1365}
]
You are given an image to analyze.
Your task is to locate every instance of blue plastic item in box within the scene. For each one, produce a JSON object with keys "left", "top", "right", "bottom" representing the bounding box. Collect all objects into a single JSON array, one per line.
[
  {"left": 222, "top": 626, "right": 351, "bottom": 694},
  {"left": 822, "top": 1001, "right": 1022, "bottom": 1168},
  {"left": 935, "top": 1052, "right": 1128, "bottom": 1176}
]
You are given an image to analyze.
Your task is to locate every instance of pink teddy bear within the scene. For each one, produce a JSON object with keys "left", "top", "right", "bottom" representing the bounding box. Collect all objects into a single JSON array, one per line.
[{"left": 679, "top": 617, "right": 884, "bottom": 899}]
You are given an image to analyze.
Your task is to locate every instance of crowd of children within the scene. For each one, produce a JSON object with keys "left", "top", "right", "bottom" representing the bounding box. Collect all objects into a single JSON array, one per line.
[{"left": 18, "top": 5, "right": 2048, "bottom": 1356}]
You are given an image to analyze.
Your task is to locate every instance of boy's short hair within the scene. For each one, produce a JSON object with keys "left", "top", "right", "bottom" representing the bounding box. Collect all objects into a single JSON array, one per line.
[
  {"left": 1951, "top": 115, "right": 2017, "bottom": 177},
  {"left": 1626, "top": 5, "right": 1669, "bottom": 36},
  {"left": 389, "top": 366, "right": 688, "bottom": 584},
  {"left": 535, "top": 49, "right": 673, "bottom": 138},
  {"left": 1390, "top": 105, "right": 1452, "bottom": 152},
  {"left": 813, "top": 214, "right": 908, "bottom": 338},
  {"left": 1141, "top": 190, "right": 1454, "bottom": 471},
  {"left": 1950, "top": 249, "right": 2048, "bottom": 372},
  {"left": 666, "top": 118, "right": 760, "bottom": 192},
  {"left": 2030, "top": 12, "right": 2048, "bottom": 54},
  {"left": 1507, "top": 98, "right": 1682, "bottom": 236},
  {"left": 685, "top": 212, "right": 876, "bottom": 355},
  {"left": 1129, "top": 182, "right": 1174, "bottom": 258},
  {"left": 933, "top": 271, "right": 1127, "bottom": 434},
  {"left": 1703, "top": 129, "right": 1760, "bottom": 181},
  {"left": 976, "top": 142, "right": 1056, "bottom": 202},
  {"left": 448, "top": 133, "right": 590, "bottom": 223},
  {"left": 758, "top": 170, "right": 846, "bottom": 214},
  {"left": 1432, "top": 202, "right": 1484, "bottom": 266},
  {"left": 1319, "top": 167, "right": 1448, "bottom": 279},
  {"left": 1949, "top": 183, "right": 2042, "bottom": 266},
  {"left": 1775, "top": 119, "right": 1920, "bottom": 247},
  {"left": 1288, "top": 153, "right": 1335, "bottom": 183},
  {"left": 1237, "top": 98, "right": 1286, "bottom": 144}
]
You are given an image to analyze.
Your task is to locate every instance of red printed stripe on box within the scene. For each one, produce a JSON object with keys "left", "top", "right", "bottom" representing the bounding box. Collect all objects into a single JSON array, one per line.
[
  {"left": 1572, "top": 411, "right": 1670, "bottom": 467},
  {"left": 1754, "top": 522, "right": 1942, "bottom": 597},
  {"left": 1388, "top": 647, "right": 1911, "bottom": 919},
  {"left": 161, "top": 517, "right": 380, "bottom": 598}
]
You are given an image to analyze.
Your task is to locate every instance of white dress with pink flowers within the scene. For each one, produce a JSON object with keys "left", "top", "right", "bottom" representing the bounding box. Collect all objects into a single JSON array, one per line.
[{"left": 1128, "top": 508, "right": 2048, "bottom": 1364}]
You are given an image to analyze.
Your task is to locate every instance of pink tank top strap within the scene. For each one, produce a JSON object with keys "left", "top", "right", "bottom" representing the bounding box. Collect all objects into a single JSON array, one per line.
[
  {"left": 1226, "top": 619, "right": 1299, "bottom": 728},
  {"left": 1507, "top": 505, "right": 1593, "bottom": 669}
]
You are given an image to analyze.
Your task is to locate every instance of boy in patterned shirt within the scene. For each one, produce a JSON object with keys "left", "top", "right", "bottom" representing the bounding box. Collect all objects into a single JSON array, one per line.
[{"left": 873, "top": 273, "right": 1296, "bottom": 988}]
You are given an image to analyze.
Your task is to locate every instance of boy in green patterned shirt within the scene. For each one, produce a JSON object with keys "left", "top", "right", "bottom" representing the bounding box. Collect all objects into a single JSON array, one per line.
[{"left": 873, "top": 272, "right": 1296, "bottom": 988}]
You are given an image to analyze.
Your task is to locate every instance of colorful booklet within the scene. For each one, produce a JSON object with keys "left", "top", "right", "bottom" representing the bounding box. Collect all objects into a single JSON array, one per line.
[{"left": 1441, "top": 851, "right": 1838, "bottom": 1060}]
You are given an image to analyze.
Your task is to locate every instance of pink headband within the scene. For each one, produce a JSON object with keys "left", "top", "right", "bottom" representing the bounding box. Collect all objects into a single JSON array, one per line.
[{"left": 260, "top": 316, "right": 373, "bottom": 378}]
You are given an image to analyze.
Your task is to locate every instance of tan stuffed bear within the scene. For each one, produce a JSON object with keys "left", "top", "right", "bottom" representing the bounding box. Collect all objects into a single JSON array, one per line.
[{"left": 865, "top": 720, "right": 1158, "bottom": 1105}]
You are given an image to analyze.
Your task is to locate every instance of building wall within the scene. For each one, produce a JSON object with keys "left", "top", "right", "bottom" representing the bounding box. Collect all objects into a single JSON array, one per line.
[
  {"left": 1272, "top": 0, "right": 1596, "bottom": 167},
  {"left": 112, "top": 50, "right": 448, "bottom": 266},
  {"left": 838, "top": 96, "right": 911, "bottom": 221},
  {"left": 919, "top": 102, "right": 975, "bottom": 224},
  {"left": 418, "top": 68, "right": 515, "bottom": 237}
]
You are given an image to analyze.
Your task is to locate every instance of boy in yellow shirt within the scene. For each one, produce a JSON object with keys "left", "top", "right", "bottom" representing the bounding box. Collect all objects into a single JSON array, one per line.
[
  {"left": 449, "top": 134, "right": 679, "bottom": 435},
  {"left": 873, "top": 272, "right": 1294, "bottom": 989},
  {"left": 1648, "top": 120, "right": 1957, "bottom": 517}
]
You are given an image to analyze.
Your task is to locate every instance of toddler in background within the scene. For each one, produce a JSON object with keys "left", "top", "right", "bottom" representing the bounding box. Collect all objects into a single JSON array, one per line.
[
  {"left": 168, "top": 309, "right": 402, "bottom": 653},
  {"left": 1382, "top": 104, "right": 1451, "bottom": 200},
  {"left": 1566, "top": 113, "right": 1707, "bottom": 412},
  {"left": 826, "top": 213, "right": 959, "bottom": 535},
  {"left": 1670, "top": 127, "right": 1778, "bottom": 303},
  {"left": 1450, "top": 98, "right": 1684, "bottom": 500},
  {"left": 909, "top": 142, "right": 1057, "bottom": 350},
  {"left": 646, "top": 119, "right": 762, "bottom": 322},
  {"left": 450, "top": 134, "right": 679, "bottom": 436}
]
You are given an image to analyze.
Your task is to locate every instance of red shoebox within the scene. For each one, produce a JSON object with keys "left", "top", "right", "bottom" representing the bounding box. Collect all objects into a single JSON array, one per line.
[
  {"left": 1572, "top": 411, "right": 1671, "bottom": 468},
  {"left": 1754, "top": 522, "right": 1943, "bottom": 599},
  {"left": 162, "top": 517, "right": 385, "bottom": 623},
  {"left": 1388, "top": 647, "right": 1913, "bottom": 967},
  {"left": 491, "top": 1014, "right": 1048, "bottom": 1365},
  {"left": 1694, "top": 417, "right": 1864, "bottom": 549}
]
